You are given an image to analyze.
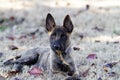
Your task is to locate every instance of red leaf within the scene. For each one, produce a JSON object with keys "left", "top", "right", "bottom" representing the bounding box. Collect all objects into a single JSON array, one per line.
[
  {"left": 9, "top": 16, "right": 15, "bottom": 21},
  {"left": 6, "top": 36, "right": 15, "bottom": 41},
  {"left": 86, "top": 54, "right": 97, "bottom": 60},
  {"left": 28, "top": 67, "right": 42, "bottom": 76}
]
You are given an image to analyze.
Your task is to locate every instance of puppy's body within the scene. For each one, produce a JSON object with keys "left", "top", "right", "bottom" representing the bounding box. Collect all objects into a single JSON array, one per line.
[
  {"left": 3, "top": 13, "right": 80, "bottom": 79},
  {"left": 46, "top": 13, "right": 76, "bottom": 76}
]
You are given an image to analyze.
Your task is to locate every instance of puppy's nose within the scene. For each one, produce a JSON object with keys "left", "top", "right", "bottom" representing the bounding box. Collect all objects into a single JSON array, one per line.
[{"left": 54, "top": 45, "right": 60, "bottom": 50}]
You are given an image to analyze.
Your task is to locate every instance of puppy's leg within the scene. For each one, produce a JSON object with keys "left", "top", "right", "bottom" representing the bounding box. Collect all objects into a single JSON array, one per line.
[
  {"left": 14, "top": 53, "right": 39, "bottom": 65},
  {"left": 4, "top": 55, "right": 21, "bottom": 66}
]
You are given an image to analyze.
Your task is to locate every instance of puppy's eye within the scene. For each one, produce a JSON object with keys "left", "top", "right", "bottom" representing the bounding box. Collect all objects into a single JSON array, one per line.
[
  {"left": 51, "top": 33, "right": 56, "bottom": 39},
  {"left": 61, "top": 34, "right": 66, "bottom": 39}
]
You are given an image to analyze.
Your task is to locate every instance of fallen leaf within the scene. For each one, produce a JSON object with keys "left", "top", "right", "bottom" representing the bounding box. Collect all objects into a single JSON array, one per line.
[
  {"left": 95, "top": 40, "right": 101, "bottom": 43},
  {"left": 79, "top": 33, "right": 84, "bottom": 40},
  {"left": 103, "top": 62, "right": 117, "bottom": 68},
  {"left": 97, "top": 77, "right": 102, "bottom": 80},
  {"left": 9, "top": 16, "right": 15, "bottom": 21},
  {"left": 103, "top": 62, "right": 117, "bottom": 72},
  {"left": 0, "top": 19, "right": 4, "bottom": 24},
  {"left": 28, "top": 67, "right": 42, "bottom": 76},
  {"left": 91, "top": 63, "right": 97, "bottom": 67},
  {"left": 28, "top": 29, "right": 39, "bottom": 36},
  {"left": 8, "top": 71, "right": 19, "bottom": 77},
  {"left": 14, "top": 77, "right": 21, "bottom": 80},
  {"left": 0, "top": 52, "right": 3, "bottom": 57},
  {"left": 8, "top": 45, "right": 18, "bottom": 50},
  {"left": 86, "top": 54, "right": 97, "bottom": 60},
  {"left": 81, "top": 68, "right": 90, "bottom": 77},
  {"left": 92, "top": 26, "right": 104, "bottom": 32},
  {"left": 86, "top": 4, "right": 90, "bottom": 10},
  {"left": 19, "top": 35, "right": 27, "bottom": 39},
  {"left": 108, "top": 72, "right": 117, "bottom": 77},
  {"left": 6, "top": 36, "right": 15, "bottom": 41},
  {"left": 113, "top": 41, "right": 119, "bottom": 44},
  {"left": 73, "top": 47, "right": 80, "bottom": 51}
]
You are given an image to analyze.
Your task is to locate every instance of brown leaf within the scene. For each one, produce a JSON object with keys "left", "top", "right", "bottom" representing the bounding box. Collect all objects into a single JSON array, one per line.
[
  {"left": 9, "top": 16, "right": 15, "bottom": 21},
  {"left": 8, "top": 71, "right": 19, "bottom": 77},
  {"left": 6, "top": 36, "right": 15, "bottom": 41}
]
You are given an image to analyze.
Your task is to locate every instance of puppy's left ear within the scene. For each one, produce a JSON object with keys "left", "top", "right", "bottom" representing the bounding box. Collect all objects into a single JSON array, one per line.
[{"left": 63, "top": 15, "right": 73, "bottom": 33}]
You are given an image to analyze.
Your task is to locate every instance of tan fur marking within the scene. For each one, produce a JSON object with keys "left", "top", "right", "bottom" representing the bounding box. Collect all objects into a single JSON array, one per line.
[{"left": 56, "top": 50, "right": 69, "bottom": 66}]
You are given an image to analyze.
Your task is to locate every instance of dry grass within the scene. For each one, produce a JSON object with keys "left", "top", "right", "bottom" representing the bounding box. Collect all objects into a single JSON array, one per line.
[{"left": 0, "top": 0, "right": 120, "bottom": 80}]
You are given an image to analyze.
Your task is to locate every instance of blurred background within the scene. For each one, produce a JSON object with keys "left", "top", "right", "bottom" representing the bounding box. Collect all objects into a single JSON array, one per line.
[{"left": 0, "top": 0, "right": 120, "bottom": 47}]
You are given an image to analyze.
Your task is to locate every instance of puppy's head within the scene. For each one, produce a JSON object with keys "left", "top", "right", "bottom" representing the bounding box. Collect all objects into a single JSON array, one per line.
[{"left": 45, "top": 13, "right": 74, "bottom": 54}]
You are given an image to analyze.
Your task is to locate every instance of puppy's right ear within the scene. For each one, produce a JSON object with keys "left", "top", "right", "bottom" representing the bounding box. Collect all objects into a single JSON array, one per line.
[{"left": 46, "top": 13, "right": 56, "bottom": 32}]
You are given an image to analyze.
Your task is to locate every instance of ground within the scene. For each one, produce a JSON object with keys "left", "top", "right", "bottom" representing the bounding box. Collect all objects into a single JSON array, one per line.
[{"left": 0, "top": 0, "right": 120, "bottom": 80}]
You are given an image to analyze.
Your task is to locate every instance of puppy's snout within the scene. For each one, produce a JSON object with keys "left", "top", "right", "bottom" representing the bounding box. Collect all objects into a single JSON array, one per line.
[{"left": 53, "top": 44, "right": 61, "bottom": 50}]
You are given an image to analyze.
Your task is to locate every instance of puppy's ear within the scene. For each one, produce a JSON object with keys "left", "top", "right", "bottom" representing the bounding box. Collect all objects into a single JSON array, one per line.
[
  {"left": 46, "top": 13, "right": 56, "bottom": 32},
  {"left": 63, "top": 15, "right": 73, "bottom": 34}
]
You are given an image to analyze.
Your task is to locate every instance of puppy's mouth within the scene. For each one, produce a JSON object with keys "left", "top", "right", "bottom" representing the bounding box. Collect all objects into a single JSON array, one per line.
[{"left": 56, "top": 50, "right": 69, "bottom": 66}]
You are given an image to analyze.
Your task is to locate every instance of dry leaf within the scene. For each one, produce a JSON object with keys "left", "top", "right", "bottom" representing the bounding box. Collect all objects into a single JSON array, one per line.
[
  {"left": 97, "top": 77, "right": 102, "bottom": 80},
  {"left": 103, "top": 62, "right": 117, "bottom": 68},
  {"left": 73, "top": 47, "right": 80, "bottom": 51},
  {"left": 8, "top": 45, "right": 18, "bottom": 50},
  {"left": 0, "top": 52, "right": 3, "bottom": 57},
  {"left": 87, "top": 54, "right": 97, "bottom": 60},
  {"left": 28, "top": 67, "right": 42, "bottom": 76},
  {"left": 81, "top": 68, "right": 90, "bottom": 77},
  {"left": 6, "top": 36, "right": 15, "bottom": 41},
  {"left": 108, "top": 72, "right": 117, "bottom": 77}
]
